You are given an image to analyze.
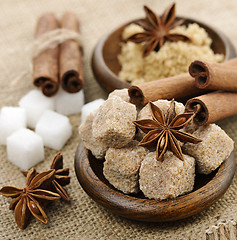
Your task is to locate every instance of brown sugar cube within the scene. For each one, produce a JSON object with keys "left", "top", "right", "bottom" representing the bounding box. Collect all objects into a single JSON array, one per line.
[
  {"left": 183, "top": 124, "right": 234, "bottom": 174},
  {"left": 103, "top": 140, "right": 148, "bottom": 194},
  {"left": 108, "top": 89, "right": 130, "bottom": 103},
  {"left": 92, "top": 96, "right": 137, "bottom": 148},
  {"left": 136, "top": 100, "right": 185, "bottom": 140},
  {"left": 183, "top": 120, "right": 199, "bottom": 134},
  {"left": 138, "top": 99, "right": 185, "bottom": 120},
  {"left": 139, "top": 151, "right": 195, "bottom": 200},
  {"left": 79, "top": 111, "right": 108, "bottom": 159}
]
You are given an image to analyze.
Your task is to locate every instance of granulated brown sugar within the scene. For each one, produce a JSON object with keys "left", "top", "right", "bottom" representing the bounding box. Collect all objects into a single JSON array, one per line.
[{"left": 118, "top": 23, "right": 224, "bottom": 85}]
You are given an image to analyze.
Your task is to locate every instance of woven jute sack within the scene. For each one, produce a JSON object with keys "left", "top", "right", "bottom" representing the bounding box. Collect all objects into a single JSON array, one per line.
[{"left": 0, "top": 0, "right": 236, "bottom": 239}]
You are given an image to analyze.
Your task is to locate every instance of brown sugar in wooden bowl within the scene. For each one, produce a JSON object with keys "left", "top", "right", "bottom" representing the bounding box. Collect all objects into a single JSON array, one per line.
[
  {"left": 74, "top": 142, "right": 235, "bottom": 222},
  {"left": 91, "top": 17, "right": 236, "bottom": 93}
]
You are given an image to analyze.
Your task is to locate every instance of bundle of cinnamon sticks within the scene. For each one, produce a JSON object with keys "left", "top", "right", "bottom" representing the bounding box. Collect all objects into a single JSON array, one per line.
[
  {"left": 33, "top": 12, "right": 84, "bottom": 97},
  {"left": 128, "top": 57, "right": 237, "bottom": 126}
]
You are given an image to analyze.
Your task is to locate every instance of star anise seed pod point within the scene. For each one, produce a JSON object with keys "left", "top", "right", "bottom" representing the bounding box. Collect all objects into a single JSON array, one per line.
[
  {"left": 50, "top": 152, "right": 71, "bottom": 202},
  {"left": 22, "top": 153, "right": 71, "bottom": 202}
]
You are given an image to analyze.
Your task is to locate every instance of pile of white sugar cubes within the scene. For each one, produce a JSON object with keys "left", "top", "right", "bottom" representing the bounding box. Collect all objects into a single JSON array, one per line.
[{"left": 0, "top": 88, "right": 85, "bottom": 170}]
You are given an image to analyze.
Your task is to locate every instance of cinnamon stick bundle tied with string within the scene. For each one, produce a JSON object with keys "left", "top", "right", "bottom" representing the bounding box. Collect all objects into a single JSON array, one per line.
[
  {"left": 128, "top": 58, "right": 237, "bottom": 106},
  {"left": 60, "top": 12, "right": 84, "bottom": 93},
  {"left": 189, "top": 60, "right": 237, "bottom": 92},
  {"left": 185, "top": 92, "right": 237, "bottom": 126},
  {"left": 33, "top": 13, "right": 59, "bottom": 97}
]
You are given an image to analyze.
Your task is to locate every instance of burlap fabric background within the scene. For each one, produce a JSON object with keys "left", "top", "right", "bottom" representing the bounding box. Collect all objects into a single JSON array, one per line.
[{"left": 0, "top": 0, "right": 236, "bottom": 239}]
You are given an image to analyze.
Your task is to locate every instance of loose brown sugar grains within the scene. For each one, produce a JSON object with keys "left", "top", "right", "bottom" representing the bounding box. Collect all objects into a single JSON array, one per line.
[
  {"left": 122, "top": 23, "right": 144, "bottom": 40},
  {"left": 139, "top": 151, "right": 195, "bottom": 200},
  {"left": 103, "top": 140, "right": 148, "bottom": 194},
  {"left": 79, "top": 111, "right": 108, "bottom": 159},
  {"left": 92, "top": 96, "right": 137, "bottom": 148},
  {"left": 108, "top": 89, "right": 130, "bottom": 103},
  {"left": 183, "top": 124, "right": 234, "bottom": 174},
  {"left": 118, "top": 23, "right": 224, "bottom": 85}
]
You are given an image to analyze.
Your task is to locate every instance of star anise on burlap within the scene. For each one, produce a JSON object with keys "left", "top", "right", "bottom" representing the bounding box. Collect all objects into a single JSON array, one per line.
[
  {"left": 0, "top": 168, "right": 60, "bottom": 229},
  {"left": 134, "top": 100, "right": 202, "bottom": 161},
  {"left": 127, "top": 3, "right": 190, "bottom": 57},
  {"left": 22, "top": 152, "right": 71, "bottom": 202},
  {"left": 50, "top": 152, "right": 70, "bottom": 202}
]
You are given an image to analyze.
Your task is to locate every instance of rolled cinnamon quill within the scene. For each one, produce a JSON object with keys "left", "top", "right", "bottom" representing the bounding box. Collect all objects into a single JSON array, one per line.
[
  {"left": 60, "top": 12, "right": 84, "bottom": 93},
  {"left": 33, "top": 13, "right": 59, "bottom": 97},
  {"left": 185, "top": 91, "right": 237, "bottom": 126},
  {"left": 128, "top": 73, "right": 207, "bottom": 106},
  {"left": 189, "top": 60, "right": 237, "bottom": 92},
  {"left": 129, "top": 58, "right": 237, "bottom": 106}
]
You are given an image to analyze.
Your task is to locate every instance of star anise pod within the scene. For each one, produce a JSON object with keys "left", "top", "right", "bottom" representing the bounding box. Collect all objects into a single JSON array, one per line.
[
  {"left": 50, "top": 152, "right": 70, "bottom": 202},
  {"left": 127, "top": 3, "right": 190, "bottom": 57},
  {"left": 134, "top": 100, "right": 202, "bottom": 161},
  {"left": 0, "top": 168, "right": 60, "bottom": 229},
  {"left": 22, "top": 153, "right": 71, "bottom": 202}
]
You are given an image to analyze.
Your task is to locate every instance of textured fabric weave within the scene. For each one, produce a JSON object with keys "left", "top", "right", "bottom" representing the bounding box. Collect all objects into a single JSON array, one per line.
[{"left": 0, "top": 0, "right": 236, "bottom": 239}]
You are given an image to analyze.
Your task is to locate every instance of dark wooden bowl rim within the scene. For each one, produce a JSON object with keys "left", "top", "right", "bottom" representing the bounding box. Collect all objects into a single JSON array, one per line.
[{"left": 75, "top": 142, "right": 236, "bottom": 222}]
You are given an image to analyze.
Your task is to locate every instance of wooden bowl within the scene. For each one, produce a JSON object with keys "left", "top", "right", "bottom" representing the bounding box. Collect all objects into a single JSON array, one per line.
[
  {"left": 91, "top": 17, "right": 236, "bottom": 93},
  {"left": 75, "top": 142, "right": 236, "bottom": 222}
]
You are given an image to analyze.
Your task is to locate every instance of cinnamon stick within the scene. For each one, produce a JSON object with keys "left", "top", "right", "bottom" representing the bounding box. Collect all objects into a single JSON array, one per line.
[
  {"left": 129, "top": 73, "right": 207, "bottom": 106},
  {"left": 189, "top": 60, "right": 237, "bottom": 92},
  {"left": 59, "top": 12, "right": 84, "bottom": 93},
  {"left": 33, "top": 13, "right": 59, "bottom": 97},
  {"left": 128, "top": 58, "right": 237, "bottom": 106},
  {"left": 185, "top": 92, "right": 237, "bottom": 126}
]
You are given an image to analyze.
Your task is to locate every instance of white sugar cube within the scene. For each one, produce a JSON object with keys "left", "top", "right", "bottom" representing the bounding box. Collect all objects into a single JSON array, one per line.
[
  {"left": 7, "top": 128, "right": 44, "bottom": 170},
  {"left": 81, "top": 99, "right": 105, "bottom": 123},
  {"left": 0, "top": 107, "right": 27, "bottom": 145},
  {"left": 19, "top": 89, "right": 55, "bottom": 129},
  {"left": 55, "top": 88, "right": 84, "bottom": 115},
  {"left": 35, "top": 110, "right": 72, "bottom": 150}
]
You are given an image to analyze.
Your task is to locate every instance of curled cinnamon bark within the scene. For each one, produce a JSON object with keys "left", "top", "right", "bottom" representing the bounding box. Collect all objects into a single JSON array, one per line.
[
  {"left": 33, "top": 13, "right": 59, "bottom": 97},
  {"left": 60, "top": 12, "right": 84, "bottom": 93},
  {"left": 128, "top": 73, "right": 206, "bottom": 106},
  {"left": 189, "top": 60, "right": 237, "bottom": 92},
  {"left": 129, "top": 58, "right": 237, "bottom": 106},
  {"left": 185, "top": 92, "right": 237, "bottom": 126}
]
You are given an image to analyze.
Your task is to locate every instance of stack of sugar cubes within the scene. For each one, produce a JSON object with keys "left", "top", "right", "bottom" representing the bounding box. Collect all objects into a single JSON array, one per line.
[
  {"left": 79, "top": 89, "right": 234, "bottom": 201},
  {"left": 0, "top": 88, "right": 85, "bottom": 170}
]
